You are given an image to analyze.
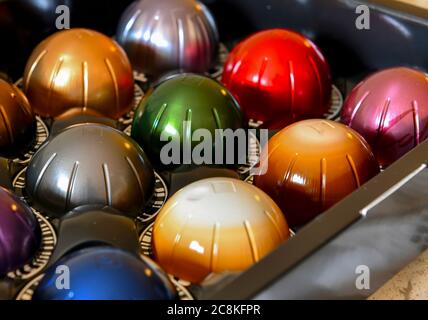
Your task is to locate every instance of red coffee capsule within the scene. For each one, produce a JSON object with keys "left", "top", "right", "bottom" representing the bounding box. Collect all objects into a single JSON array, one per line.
[{"left": 222, "top": 29, "right": 332, "bottom": 129}]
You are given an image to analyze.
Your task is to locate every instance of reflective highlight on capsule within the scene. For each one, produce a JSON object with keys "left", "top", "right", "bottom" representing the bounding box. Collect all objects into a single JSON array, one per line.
[{"left": 0, "top": 79, "right": 35, "bottom": 156}]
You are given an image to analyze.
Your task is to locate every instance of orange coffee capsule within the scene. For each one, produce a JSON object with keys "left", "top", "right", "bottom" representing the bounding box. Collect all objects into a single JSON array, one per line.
[
  {"left": 152, "top": 177, "right": 290, "bottom": 283},
  {"left": 254, "top": 119, "right": 380, "bottom": 227}
]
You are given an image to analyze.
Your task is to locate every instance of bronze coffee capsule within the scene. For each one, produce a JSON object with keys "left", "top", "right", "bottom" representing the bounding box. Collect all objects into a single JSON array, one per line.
[
  {"left": 23, "top": 28, "right": 134, "bottom": 119},
  {"left": 0, "top": 79, "right": 35, "bottom": 156}
]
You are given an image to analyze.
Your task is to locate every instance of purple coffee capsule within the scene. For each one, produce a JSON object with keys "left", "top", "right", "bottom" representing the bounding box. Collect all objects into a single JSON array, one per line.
[
  {"left": 341, "top": 67, "right": 428, "bottom": 168},
  {"left": 0, "top": 187, "right": 41, "bottom": 275}
]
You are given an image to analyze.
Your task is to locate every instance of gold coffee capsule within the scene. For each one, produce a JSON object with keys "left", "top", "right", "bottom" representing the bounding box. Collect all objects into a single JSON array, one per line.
[
  {"left": 153, "top": 177, "right": 290, "bottom": 283},
  {"left": 23, "top": 28, "right": 134, "bottom": 119}
]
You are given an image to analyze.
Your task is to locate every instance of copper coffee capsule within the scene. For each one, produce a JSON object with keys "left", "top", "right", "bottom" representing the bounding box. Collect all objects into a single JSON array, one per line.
[
  {"left": 23, "top": 28, "right": 134, "bottom": 119},
  {"left": 254, "top": 119, "right": 380, "bottom": 227},
  {"left": 0, "top": 79, "right": 35, "bottom": 156}
]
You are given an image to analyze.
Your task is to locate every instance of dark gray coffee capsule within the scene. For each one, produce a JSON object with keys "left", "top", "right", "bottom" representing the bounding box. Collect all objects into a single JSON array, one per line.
[{"left": 26, "top": 123, "right": 155, "bottom": 218}]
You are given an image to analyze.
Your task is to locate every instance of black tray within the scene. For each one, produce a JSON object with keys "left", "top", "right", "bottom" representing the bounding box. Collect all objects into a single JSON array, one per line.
[
  {"left": 2, "top": 0, "right": 428, "bottom": 300},
  {"left": 202, "top": 0, "right": 428, "bottom": 300}
]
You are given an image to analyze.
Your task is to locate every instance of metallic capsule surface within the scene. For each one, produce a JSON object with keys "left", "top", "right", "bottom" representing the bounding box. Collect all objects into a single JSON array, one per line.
[
  {"left": 23, "top": 28, "right": 134, "bottom": 119},
  {"left": 0, "top": 187, "right": 41, "bottom": 275},
  {"left": 131, "top": 74, "right": 243, "bottom": 167},
  {"left": 341, "top": 67, "right": 428, "bottom": 168},
  {"left": 0, "top": 79, "right": 35, "bottom": 156},
  {"left": 152, "top": 177, "right": 290, "bottom": 283},
  {"left": 33, "top": 246, "right": 177, "bottom": 300},
  {"left": 222, "top": 29, "right": 332, "bottom": 129},
  {"left": 254, "top": 119, "right": 380, "bottom": 227},
  {"left": 26, "top": 124, "right": 155, "bottom": 218},
  {"left": 116, "top": 0, "right": 219, "bottom": 78}
]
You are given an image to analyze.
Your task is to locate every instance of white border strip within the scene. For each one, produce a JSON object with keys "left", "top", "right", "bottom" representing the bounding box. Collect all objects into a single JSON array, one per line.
[{"left": 360, "top": 163, "right": 427, "bottom": 217}]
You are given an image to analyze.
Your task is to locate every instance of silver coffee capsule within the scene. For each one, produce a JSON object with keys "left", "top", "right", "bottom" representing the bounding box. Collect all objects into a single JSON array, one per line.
[
  {"left": 116, "top": 0, "right": 219, "bottom": 78},
  {"left": 26, "top": 124, "right": 155, "bottom": 218}
]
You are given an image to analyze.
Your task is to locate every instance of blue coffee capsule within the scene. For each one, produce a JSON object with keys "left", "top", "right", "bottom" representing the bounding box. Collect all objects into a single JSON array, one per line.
[{"left": 33, "top": 246, "right": 177, "bottom": 300}]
